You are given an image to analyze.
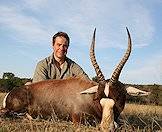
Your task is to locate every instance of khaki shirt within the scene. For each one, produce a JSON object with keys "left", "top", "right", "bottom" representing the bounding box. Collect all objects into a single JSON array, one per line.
[{"left": 33, "top": 54, "right": 89, "bottom": 82}]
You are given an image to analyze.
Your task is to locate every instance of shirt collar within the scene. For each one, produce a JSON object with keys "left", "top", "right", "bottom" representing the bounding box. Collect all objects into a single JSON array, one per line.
[
  {"left": 49, "top": 53, "right": 68, "bottom": 65},
  {"left": 49, "top": 53, "right": 54, "bottom": 65}
]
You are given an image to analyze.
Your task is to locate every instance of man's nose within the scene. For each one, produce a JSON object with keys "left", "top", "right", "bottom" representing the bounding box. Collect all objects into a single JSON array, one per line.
[{"left": 60, "top": 45, "right": 64, "bottom": 50}]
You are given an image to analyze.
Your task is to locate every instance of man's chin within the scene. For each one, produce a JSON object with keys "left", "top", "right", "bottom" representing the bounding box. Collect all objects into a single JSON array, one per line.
[
  {"left": 54, "top": 52, "right": 66, "bottom": 60},
  {"left": 57, "top": 55, "right": 66, "bottom": 59}
]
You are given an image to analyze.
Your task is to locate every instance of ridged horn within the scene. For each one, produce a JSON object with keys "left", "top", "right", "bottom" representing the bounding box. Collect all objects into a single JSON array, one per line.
[
  {"left": 110, "top": 27, "right": 132, "bottom": 84},
  {"left": 90, "top": 28, "right": 105, "bottom": 82}
]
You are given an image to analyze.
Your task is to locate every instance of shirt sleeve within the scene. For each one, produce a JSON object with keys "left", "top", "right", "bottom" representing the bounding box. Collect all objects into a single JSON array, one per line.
[
  {"left": 32, "top": 60, "right": 48, "bottom": 82},
  {"left": 71, "top": 62, "right": 90, "bottom": 80}
]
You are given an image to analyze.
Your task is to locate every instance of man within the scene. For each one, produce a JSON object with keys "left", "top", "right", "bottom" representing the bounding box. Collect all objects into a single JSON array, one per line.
[{"left": 33, "top": 31, "right": 89, "bottom": 82}]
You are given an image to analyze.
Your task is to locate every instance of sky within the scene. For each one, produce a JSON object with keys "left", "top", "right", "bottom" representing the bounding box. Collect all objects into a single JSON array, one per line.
[{"left": 0, "top": 0, "right": 162, "bottom": 85}]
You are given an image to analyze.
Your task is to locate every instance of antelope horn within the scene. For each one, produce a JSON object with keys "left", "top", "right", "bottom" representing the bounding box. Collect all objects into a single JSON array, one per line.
[
  {"left": 110, "top": 27, "right": 132, "bottom": 84},
  {"left": 90, "top": 28, "right": 105, "bottom": 82}
]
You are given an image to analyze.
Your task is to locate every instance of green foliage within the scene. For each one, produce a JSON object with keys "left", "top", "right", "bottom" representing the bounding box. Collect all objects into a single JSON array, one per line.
[
  {"left": 2, "top": 72, "right": 15, "bottom": 79},
  {"left": 0, "top": 72, "right": 31, "bottom": 92},
  {"left": 92, "top": 76, "right": 99, "bottom": 83}
]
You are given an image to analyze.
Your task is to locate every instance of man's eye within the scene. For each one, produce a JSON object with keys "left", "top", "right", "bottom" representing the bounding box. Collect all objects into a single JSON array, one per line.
[
  {"left": 57, "top": 44, "right": 61, "bottom": 46},
  {"left": 63, "top": 45, "right": 68, "bottom": 48}
]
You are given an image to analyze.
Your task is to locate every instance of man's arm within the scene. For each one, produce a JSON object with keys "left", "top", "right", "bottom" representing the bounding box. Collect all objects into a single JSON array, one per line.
[
  {"left": 72, "top": 62, "right": 90, "bottom": 80},
  {"left": 32, "top": 61, "right": 48, "bottom": 82}
]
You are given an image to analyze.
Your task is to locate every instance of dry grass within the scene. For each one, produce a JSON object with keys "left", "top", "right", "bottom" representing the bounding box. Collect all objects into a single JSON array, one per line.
[
  {"left": 0, "top": 92, "right": 162, "bottom": 131},
  {"left": 0, "top": 119, "right": 99, "bottom": 132},
  {"left": 123, "top": 103, "right": 162, "bottom": 116},
  {"left": 120, "top": 104, "right": 162, "bottom": 131}
]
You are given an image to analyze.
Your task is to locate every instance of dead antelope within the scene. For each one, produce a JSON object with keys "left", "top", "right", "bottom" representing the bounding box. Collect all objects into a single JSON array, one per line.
[{"left": 0, "top": 28, "right": 150, "bottom": 131}]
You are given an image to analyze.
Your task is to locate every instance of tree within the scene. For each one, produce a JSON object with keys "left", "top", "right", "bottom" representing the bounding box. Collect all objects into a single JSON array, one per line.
[
  {"left": 2, "top": 72, "right": 15, "bottom": 79},
  {"left": 92, "top": 76, "right": 99, "bottom": 83}
]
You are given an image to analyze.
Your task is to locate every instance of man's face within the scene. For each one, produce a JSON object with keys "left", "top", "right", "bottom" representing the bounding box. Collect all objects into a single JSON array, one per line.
[{"left": 53, "top": 36, "right": 69, "bottom": 60}]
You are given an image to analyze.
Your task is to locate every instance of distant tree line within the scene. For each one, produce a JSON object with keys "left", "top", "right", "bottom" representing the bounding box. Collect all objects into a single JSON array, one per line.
[{"left": 0, "top": 72, "right": 31, "bottom": 92}]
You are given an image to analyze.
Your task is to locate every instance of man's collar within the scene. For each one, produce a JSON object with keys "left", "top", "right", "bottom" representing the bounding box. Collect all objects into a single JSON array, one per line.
[{"left": 49, "top": 53, "right": 54, "bottom": 64}]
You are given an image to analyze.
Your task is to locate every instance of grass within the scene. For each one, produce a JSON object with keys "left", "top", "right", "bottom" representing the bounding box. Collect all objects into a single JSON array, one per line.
[
  {"left": 120, "top": 104, "right": 162, "bottom": 131},
  {"left": 123, "top": 103, "right": 162, "bottom": 116},
  {"left": 0, "top": 92, "right": 162, "bottom": 131}
]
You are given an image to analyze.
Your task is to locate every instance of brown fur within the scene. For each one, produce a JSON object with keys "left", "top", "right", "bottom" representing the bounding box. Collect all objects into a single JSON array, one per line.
[
  {"left": 2, "top": 77, "right": 104, "bottom": 124},
  {"left": 108, "top": 81, "right": 126, "bottom": 121},
  {"left": 1, "top": 76, "right": 127, "bottom": 126}
]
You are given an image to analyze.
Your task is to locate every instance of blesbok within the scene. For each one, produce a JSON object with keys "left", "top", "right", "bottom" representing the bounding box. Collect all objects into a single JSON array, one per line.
[{"left": 0, "top": 28, "right": 150, "bottom": 131}]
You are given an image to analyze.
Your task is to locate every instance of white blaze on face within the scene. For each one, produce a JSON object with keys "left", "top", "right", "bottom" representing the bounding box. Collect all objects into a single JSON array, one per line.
[
  {"left": 100, "top": 98, "right": 115, "bottom": 132},
  {"left": 3, "top": 92, "right": 10, "bottom": 108},
  {"left": 104, "top": 83, "right": 110, "bottom": 97}
]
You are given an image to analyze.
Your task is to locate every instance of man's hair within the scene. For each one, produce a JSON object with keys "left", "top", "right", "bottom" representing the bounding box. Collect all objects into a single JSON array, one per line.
[{"left": 52, "top": 32, "right": 70, "bottom": 46}]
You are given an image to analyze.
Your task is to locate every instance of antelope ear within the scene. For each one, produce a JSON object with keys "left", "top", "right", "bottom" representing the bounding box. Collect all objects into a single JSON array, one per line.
[
  {"left": 80, "top": 85, "right": 98, "bottom": 94},
  {"left": 25, "top": 82, "right": 32, "bottom": 85},
  {"left": 126, "top": 86, "right": 151, "bottom": 96}
]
